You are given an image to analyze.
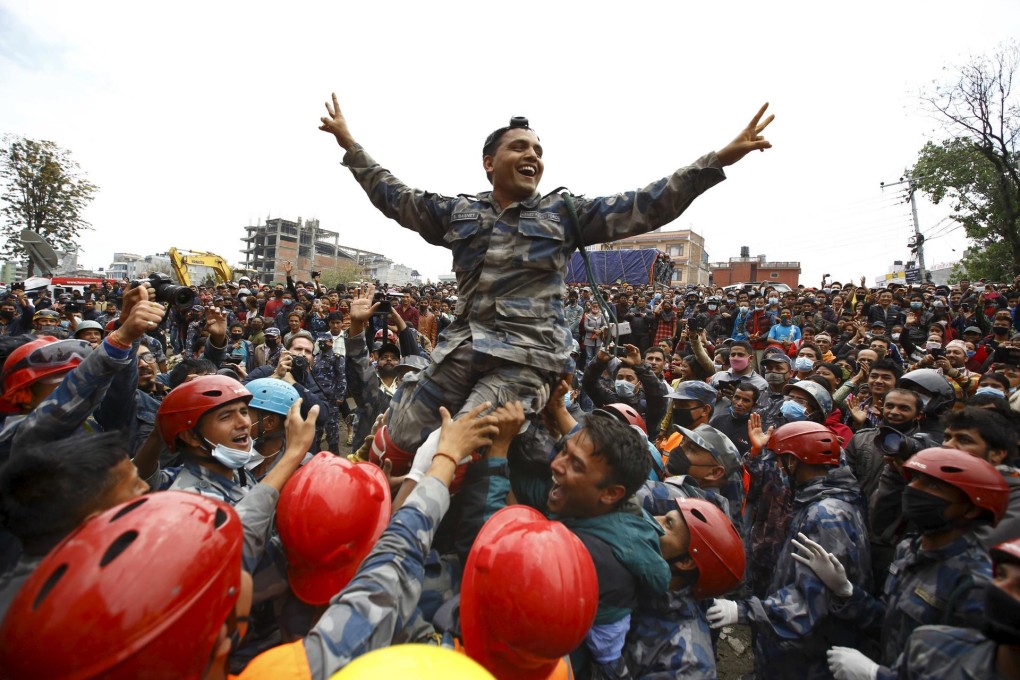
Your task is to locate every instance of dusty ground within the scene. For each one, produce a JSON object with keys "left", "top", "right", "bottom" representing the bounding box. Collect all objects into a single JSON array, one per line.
[{"left": 717, "top": 625, "right": 754, "bottom": 679}]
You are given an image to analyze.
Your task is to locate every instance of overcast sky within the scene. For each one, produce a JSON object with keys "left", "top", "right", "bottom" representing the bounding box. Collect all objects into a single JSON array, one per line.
[{"left": 2, "top": 0, "right": 1017, "bottom": 285}]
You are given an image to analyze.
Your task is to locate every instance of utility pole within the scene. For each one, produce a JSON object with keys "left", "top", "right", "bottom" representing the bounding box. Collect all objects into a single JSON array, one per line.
[{"left": 880, "top": 176, "right": 926, "bottom": 283}]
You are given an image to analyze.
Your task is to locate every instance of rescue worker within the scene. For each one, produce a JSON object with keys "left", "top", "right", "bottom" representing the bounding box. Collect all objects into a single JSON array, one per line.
[
  {"left": 793, "top": 448, "right": 1009, "bottom": 674},
  {"left": 320, "top": 92, "right": 774, "bottom": 481},
  {"left": 707, "top": 421, "right": 871, "bottom": 680},
  {"left": 625, "top": 497, "right": 746, "bottom": 679}
]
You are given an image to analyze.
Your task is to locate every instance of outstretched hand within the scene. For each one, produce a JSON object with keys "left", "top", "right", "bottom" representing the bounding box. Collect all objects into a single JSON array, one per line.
[
  {"left": 716, "top": 103, "right": 774, "bottom": 167},
  {"left": 319, "top": 92, "right": 356, "bottom": 150},
  {"left": 747, "top": 412, "right": 774, "bottom": 453}
]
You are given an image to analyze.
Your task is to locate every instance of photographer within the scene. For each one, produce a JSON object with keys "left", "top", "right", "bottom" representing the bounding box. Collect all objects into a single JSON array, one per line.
[
  {"left": 582, "top": 343, "right": 667, "bottom": 440},
  {"left": 243, "top": 330, "right": 329, "bottom": 452}
]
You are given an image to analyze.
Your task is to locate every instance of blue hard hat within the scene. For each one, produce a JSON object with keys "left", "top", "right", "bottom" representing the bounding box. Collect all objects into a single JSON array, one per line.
[{"left": 246, "top": 377, "right": 300, "bottom": 416}]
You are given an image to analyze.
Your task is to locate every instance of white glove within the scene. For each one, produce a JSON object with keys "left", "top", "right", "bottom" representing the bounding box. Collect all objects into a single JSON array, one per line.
[
  {"left": 827, "top": 646, "right": 879, "bottom": 680},
  {"left": 405, "top": 427, "right": 442, "bottom": 483},
  {"left": 705, "top": 599, "right": 738, "bottom": 629},
  {"left": 791, "top": 532, "right": 853, "bottom": 598}
]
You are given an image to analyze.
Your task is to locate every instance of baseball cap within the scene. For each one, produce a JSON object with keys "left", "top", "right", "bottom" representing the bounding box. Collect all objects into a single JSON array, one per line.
[
  {"left": 675, "top": 425, "right": 741, "bottom": 475},
  {"left": 667, "top": 381, "right": 717, "bottom": 403},
  {"left": 264, "top": 327, "right": 281, "bottom": 338},
  {"left": 964, "top": 326, "right": 982, "bottom": 335},
  {"left": 376, "top": 342, "right": 400, "bottom": 358},
  {"left": 761, "top": 353, "right": 792, "bottom": 368}
]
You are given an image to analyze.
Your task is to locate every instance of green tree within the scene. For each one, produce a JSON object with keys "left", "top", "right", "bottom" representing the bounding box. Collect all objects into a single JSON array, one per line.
[
  {"left": 910, "top": 42, "right": 1020, "bottom": 280},
  {"left": 0, "top": 135, "right": 98, "bottom": 276}
]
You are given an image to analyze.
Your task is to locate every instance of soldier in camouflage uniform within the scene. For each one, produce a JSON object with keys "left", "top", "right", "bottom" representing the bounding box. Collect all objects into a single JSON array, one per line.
[
  {"left": 312, "top": 333, "right": 346, "bottom": 452},
  {"left": 793, "top": 448, "right": 1009, "bottom": 678},
  {"left": 319, "top": 93, "right": 774, "bottom": 465},
  {"left": 625, "top": 497, "right": 746, "bottom": 680},
  {"left": 708, "top": 422, "right": 871, "bottom": 680}
]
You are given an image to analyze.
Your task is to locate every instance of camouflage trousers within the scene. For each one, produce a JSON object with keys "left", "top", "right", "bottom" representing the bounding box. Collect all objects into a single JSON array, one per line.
[{"left": 388, "top": 339, "right": 554, "bottom": 452}]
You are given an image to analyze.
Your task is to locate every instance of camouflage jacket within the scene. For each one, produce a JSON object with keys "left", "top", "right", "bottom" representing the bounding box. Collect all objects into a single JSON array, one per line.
[
  {"left": 624, "top": 589, "right": 717, "bottom": 679},
  {"left": 740, "top": 467, "right": 871, "bottom": 680},
  {"left": 832, "top": 532, "right": 991, "bottom": 667},
  {"left": 891, "top": 625, "right": 1005, "bottom": 680},
  {"left": 343, "top": 145, "right": 726, "bottom": 373},
  {"left": 312, "top": 350, "right": 346, "bottom": 404}
]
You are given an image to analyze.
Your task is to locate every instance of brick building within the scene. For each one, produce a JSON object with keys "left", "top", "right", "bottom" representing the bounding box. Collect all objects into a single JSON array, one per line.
[
  {"left": 597, "top": 229, "right": 709, "bottom": 286},
  {"left": 709, "top": 247, "right": 800, "bottom": 288}
]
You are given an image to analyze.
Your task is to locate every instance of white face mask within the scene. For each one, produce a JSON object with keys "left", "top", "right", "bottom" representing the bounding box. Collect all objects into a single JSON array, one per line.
[{"left": 205, "top": 437, "right": 260, "bottom": 470}]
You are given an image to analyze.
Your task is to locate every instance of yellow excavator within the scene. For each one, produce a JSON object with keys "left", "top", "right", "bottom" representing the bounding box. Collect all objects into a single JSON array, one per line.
[{"left": 167, "top": 248, "right": 236, "bottom": 287}]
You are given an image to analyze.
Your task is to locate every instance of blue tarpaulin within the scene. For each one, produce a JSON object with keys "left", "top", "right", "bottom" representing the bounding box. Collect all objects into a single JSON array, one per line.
[{"left": 566, "top": 249, "right": 671, "bottom": 286}]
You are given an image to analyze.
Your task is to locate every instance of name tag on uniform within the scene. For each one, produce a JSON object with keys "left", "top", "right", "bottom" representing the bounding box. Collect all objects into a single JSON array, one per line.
[
  {"left": 520, "top": 210, "right": 560, "bottom": 222},
  {"left": 452, "top": 212, "right": 480, "bottom": 221},
  {"left": 914, "top": 585, "right": 941, "bottom": 609}
]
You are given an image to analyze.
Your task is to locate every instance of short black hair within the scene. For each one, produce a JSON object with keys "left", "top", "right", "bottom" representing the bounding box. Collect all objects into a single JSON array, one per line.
[
  {"left": 0, "top": 432, "right": 128, "bottom": 554},
  {"left": 327, "top": 311, "right": 344, "bottom": 322},
  {"left": 733, "top": 381, "right": 761, "bottom": 402},
  {"left": 168, "top": 358, "right": 218, "bottom": 389},
  {"left": 730, "top": 340, "right": 753, "bottom": 354},
  {"left": 869, "top": 358, "right": 903, "bottom": 380},
  {"left": 885, "top": 387, "right": 923, "bottom": 414},
  {"left": 644, "top": 346, "right": 666, "bottom": 361},
  {"left": 942, "top": 406, "right": 1019, "bottom": 463},
  {"left": 584, "top": 412, "right": 650, "bottom": 504}
]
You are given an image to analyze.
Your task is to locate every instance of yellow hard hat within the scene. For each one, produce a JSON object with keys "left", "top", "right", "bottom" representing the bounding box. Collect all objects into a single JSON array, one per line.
[{"left": 330, "top": 644, "right": 495, "bottom": 679}]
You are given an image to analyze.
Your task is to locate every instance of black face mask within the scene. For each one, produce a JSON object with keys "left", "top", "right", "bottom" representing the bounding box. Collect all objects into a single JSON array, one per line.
[
  {"left": 983, "top": 581, "right": 1020, "bottom": 646},
  {"left": 0, "top": 310, "right": 13, "bottom": 320},
  {"left": 902, "top": 486, "right": 954, "bottom": 534},
  {"left": 666, "top": 448, "right": 692, "bottom": 476},
  {"left": 880, "top": 418, "right": 916, "bottom": 434},
  {"left": 994, "top": 327, "right": 1010, "bottom": 336},
  {"left": 672, "top": 406, "right": 700, "bottom": 430},
  {"left": 230, "top": 333, "right": 243, "bottom": 340}
]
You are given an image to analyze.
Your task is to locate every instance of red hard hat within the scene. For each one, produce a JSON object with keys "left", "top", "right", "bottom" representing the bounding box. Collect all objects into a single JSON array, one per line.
[
  {"left": 991, "top": 536, "right": 1020, "bottom": 568},
  {"left": 768, "top": 421, "right": 841, "bottom": 466},
  {"left": 276, "top": 452, "right": 391, "bottom": 604},
  {"left": 156, "top": 375, "right": 252, "bottom": 451},
  {"left": 903, "top": 447, "right": 1010, "bottom": 525},
  {"left": 676, "top": 497, "right": 746, "bottom": 598},
  {"left": 0, "top": 337, "right": 91, "bottom": 408},
  {"left": 0, "top": 492, "right": 242, "bottom": 680},
  {"left": 370, "top": 423, "right": 414, "bottom": 475},
  {"left": 599, "top": 403, "right": 648, "bottom": 435},
  {"left": 461, "top": 506, "right": 598, "bottom": 680}
]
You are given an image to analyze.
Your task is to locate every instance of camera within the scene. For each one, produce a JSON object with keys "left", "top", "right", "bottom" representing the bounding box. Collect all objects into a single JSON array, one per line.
[
  {"left": 66, "top": 301, "right": 80, "bottom": 314},
  {"left": 687, "top": 312, "right": 710, "bottom": 334},
  {"left": 875, "top": 426, "right": 923, "bottom": 459},
  {"left": 614, "top": 346, "right": 629, "bottom": 358},
  {"left": 509, "top": 116, "right": 530, "bottom": 129},
  {"left": 131, "top": 272, "right": 195, "bottom": 308},
  {"left": 928, "top": 347, "right": 945, "bottom": 359},
  {"left": 373, "top": 292, "right": 392, "bottom": 316},
  {"left": 290, "top": 354, "right": 308, "bottom": 379},
  {"left": 223, "top": 355, "right": 243, "bottom": 365},
  {"left": 311, "top": 271, "right": 321, "bottom": 279}
]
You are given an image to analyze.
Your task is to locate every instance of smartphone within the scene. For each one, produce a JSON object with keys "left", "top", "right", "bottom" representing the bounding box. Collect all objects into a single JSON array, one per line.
[{"left": 928, "top": 348, "right": 945, "bottom": 359}]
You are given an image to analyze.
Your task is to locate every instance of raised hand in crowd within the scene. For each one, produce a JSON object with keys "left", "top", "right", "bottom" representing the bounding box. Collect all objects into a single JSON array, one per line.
[
  {"left": 319, "top": 92, "right": 357, "bottom": 150},
  {"left": 487, "top": 401, "right": 526, "bottom": 459},
  {"left": 348, "top": 283, "right": 378, "bottom": 337},
  {"left": 715, "top": 103, "right": 774, "bottom": 166},
  {"left": 747, "top": 411, "right": 773, "bottom": 454},
  {"left": 110, "top": 284, "right": 165, "bottom": 345}
]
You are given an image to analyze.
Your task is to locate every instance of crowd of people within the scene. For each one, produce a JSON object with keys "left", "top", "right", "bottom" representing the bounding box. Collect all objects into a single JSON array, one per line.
[{"left": 0, "top": 98, "right": 1017, "bottom": 679}]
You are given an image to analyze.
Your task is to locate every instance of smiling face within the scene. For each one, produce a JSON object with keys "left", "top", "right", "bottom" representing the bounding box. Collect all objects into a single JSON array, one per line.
[
  {"left": 195, "top": 400, "right": 252, "bottom": 451},
  {"left": 547, "top": 429, "right": 622, "bottom": 517},
  {"left": 483, "top": 128, "right": 544, "bottom": 206}
]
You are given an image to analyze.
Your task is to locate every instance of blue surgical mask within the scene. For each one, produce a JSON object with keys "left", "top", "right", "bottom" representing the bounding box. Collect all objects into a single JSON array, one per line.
[
  {"left": 910, "top": 301, "right": 923, "bottom": 310},
  {"left": 975, "top": 386, "right": 1005, "bottom": 398},
  {"left": 615, "top": 380, "right": 636, "bottom": 397},
  {"left": 564, "top": 391, "right": 574, "bottom": 408},
  {"left": 769, "top": 297, "right": 778, "bottom": 305},
  {"left": 739, "top": 306, "right": 749, "bottom": 314},
  {"left": 780, "top": 400, "right": 808, "bottom": 421},
  {"left": 794, "top": 357, "right": 814, "bottom": 371}
]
